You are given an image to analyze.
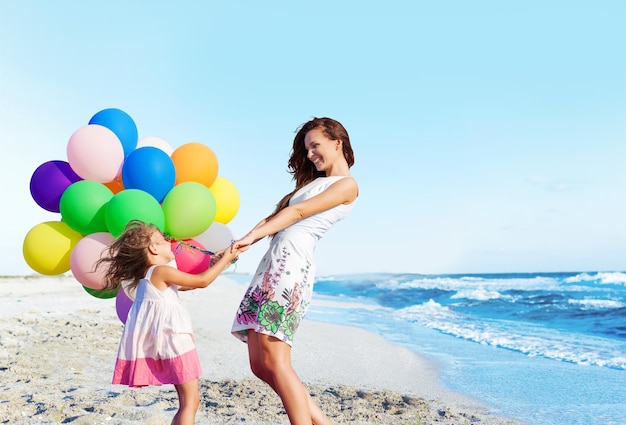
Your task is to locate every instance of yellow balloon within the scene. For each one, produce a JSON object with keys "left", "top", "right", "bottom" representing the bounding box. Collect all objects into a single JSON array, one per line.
[
  {"left": 23, "top": 221, "right": 83, "bottom": 275},
  {"left": 209, "top": 176, "right": 240, "bottom": 224}
]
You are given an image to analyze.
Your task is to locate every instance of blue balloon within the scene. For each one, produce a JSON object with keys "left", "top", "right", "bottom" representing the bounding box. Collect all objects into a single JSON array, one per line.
[
  {"left": 89, "top": 108, "right": 138, "bottom": 157},
  {"left": 122, "top": 147, "right": 176, "bottom": 203}
]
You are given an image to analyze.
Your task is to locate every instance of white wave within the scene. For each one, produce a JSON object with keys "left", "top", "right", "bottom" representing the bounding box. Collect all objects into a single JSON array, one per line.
[
  {"left": 393, "top": 304, "right": 626, "bottom": 370},
  {"left": 596, "top": 272, "right": 626, "bottom": 285},
  {"left": 312, "top": 294, "right": 626, "bottom": 371},
  {"left": 451, "top": 288, "right": 513, "bottom": 301},
  {"left": 435, "top": 322, "right": 626, "bottom": 369},
  {"left": 396, "top": 300, "right": 460, "bottom": 325},
  {"left": 564, "top": 271, "right": 626, "bottom": 286},
  {"left": 567, "top": 298, "right": 625, "bottom": 309},
  {"left": 379, "top": 275, "right": 562, "bottom": 293},
  {"left": 320, "top": 272, "right": 626, "bottom": 296}
]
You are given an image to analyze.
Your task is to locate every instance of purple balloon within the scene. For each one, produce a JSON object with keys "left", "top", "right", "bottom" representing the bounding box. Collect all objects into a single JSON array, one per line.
[
  {"left": 30, "top": 160, "right": 82, "bottom": 212},
  {"left": 115, "top": 286, "right": 134, "bottom": 324}
]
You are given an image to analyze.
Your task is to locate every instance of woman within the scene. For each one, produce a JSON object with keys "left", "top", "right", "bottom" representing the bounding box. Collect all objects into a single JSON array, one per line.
[{"left": 231, "top": 117, "right": 358, "bottom": 424}]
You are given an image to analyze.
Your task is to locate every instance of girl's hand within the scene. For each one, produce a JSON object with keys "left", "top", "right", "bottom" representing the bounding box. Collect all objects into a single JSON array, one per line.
[
  {"left": 224, "top": 246, "right": 240, "bottom": 263},
  {"left": 210, "top": 246, "right": 240, "bottom": 267},
  {"left": 209, "top": 252, "right": 223, "bottom": 268}
]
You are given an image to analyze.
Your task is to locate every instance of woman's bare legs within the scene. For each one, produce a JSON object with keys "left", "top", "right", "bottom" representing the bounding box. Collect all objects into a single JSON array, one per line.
[
  {"left": 171, "top": 379, "right": 200, "bottom": 425},
  {"left": 247, "top": 330, "right": 332, "bottom": 425},
  {"left": 305, "top": 392, "right": 331, "bottom": 425}
]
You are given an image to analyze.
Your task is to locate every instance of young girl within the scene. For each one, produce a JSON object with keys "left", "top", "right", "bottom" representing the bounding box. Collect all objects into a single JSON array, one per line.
[{"left": 97, "top": 220, "right": 239, "bottom": 425}]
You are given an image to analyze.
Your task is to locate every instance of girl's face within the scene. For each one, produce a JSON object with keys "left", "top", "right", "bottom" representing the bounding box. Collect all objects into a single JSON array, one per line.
[
  {"left": 150, "top": 229, "right": 175, "bottom": 264},
  {"left": 304, "top": 128, "right": 342, "bottom": 174}
]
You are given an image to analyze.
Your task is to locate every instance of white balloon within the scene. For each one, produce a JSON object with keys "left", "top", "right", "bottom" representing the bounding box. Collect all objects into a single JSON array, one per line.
[
  {"left": 137, "top": 136, "right": 174, "bottom": 156},
  {"left": 194, "top": 222, "right": 234, "bottom": 253}
]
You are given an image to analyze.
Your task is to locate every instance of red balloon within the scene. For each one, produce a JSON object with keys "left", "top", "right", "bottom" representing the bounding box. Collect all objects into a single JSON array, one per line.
[{"left": 171, "top": 239, "right": 210, "bottom": 274}]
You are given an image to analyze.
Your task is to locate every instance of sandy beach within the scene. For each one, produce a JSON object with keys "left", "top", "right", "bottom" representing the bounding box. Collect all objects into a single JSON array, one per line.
[{"left": 0, "top": 275, "right": 520, "bottom": 424}]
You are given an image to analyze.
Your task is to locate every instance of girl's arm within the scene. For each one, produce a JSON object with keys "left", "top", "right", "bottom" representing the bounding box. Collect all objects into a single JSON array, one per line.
[
  {"left": 234, "top": 177, "right": 358, "bottom": 251},
  {"left": 150, "top": 248, "right": 239, "bottom": 290}
]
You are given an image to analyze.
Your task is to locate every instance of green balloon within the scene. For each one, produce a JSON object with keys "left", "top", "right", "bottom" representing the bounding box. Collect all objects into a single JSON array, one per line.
[
  {"left": 59, "top": 180, "right": 113, "bottom": 234},
  {"left": 162, "top": 182, "right": 216, "bottom": 239},
  {"left": 105, "top": 189, "right": 165, "bottom": 237},
  {"left": 83, "top": 285, "right": 118, "bottom": 299}
]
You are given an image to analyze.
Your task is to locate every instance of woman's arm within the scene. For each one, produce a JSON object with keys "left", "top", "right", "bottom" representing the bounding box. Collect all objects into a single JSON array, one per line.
[
  {"left": 234, "top": 177, "right": 358, "bottom": 251},
  {"left": 245, "top": 218, "right": 269, "bottom": 246}
]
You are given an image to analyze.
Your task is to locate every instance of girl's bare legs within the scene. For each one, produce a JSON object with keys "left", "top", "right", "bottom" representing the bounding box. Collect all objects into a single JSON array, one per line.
[
  {"left": 247, "top": 330, "right": 332, "bottom": 425},
  {"left": 171, "top": 379, "right": 200, "bottom": 425}
]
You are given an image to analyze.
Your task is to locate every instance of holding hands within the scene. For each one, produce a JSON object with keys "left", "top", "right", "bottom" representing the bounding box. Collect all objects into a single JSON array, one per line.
[
  {"left": 210, "top": 245, "right": 241, "bottom": 268},
  {"left": 231, "top": 234, "right": 255, "bottom": 253}
]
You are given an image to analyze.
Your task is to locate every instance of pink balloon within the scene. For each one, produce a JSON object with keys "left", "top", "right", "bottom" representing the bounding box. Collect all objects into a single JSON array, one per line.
[
  {"left": 70, "top": 232, "right": 115, "bottom": 289},
  {"left": 171, "top": 238, "right": 210, "bottom": 274},
  {"left": 67, "top": 124, "right": 124, "bottom": 182},
  {"left": 115, "top": 286, "right": 134, "bottom": 324}
]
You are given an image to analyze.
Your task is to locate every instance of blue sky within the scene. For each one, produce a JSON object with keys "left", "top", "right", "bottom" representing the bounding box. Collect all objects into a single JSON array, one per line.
[{"left": 1, "top": 1, "right": 624, "bottom": 276}]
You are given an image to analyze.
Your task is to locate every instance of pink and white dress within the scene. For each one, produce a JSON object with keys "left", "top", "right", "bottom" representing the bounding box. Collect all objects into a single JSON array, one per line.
[{"left": 112, "top": 266, "right": 201, "bottom": 387}]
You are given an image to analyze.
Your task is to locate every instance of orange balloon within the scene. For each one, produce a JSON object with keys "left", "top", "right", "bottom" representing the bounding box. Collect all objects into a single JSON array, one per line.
[
  {"left": 171, "top": 142, "right": 218, "bottom": 188},
  {"left": 104, "top": 174, "right": 125, "bottom": 194}
]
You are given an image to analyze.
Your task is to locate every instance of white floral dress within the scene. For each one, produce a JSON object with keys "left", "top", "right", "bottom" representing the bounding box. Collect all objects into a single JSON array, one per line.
[{"left": 232, "top": 176, "right": 355, "bottom": 346}]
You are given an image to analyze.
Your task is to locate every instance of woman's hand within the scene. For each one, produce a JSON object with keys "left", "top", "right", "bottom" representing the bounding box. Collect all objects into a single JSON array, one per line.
[{"left": 232, "top": 234, "right": 255, "bottom": 253}]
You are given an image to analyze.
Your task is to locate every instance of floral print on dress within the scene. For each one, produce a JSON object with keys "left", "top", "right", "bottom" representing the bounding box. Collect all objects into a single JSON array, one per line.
[{"left": 235, "top": 247, "right": 311, "bottom": 344}]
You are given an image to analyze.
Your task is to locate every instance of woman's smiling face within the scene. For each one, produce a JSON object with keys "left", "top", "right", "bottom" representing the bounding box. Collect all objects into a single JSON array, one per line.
[{"left": 304, "top": 127, "right": 341, "bottom": 173}]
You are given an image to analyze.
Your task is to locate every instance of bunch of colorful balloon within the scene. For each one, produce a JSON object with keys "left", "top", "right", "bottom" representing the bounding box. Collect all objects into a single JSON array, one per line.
[{"left": 23, "top": 108, "right": 240, "bottom": 308}]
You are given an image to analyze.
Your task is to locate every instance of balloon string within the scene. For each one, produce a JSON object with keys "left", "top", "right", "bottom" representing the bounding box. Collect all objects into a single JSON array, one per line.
[
  {"left": 173, "top": 240, "right": 215, "bottom": 256},
  {"left": 166, "top": 234, "right": 237, "bottom": 265}
]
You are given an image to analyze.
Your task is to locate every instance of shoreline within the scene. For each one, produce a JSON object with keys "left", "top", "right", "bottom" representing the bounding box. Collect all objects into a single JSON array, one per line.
[{"left": 0, "top": 275, "right": 520, "bottom": 424}]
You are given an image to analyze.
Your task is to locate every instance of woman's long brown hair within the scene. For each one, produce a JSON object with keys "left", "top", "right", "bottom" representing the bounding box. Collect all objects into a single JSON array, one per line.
[{"left": 267, "top": 117, "right": 354, "bottom": 220}]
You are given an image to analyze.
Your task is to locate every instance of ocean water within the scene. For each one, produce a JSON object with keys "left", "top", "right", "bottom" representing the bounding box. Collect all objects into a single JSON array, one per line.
[{"left": 304, "top": 271, "right": 626, "bottom": 425}]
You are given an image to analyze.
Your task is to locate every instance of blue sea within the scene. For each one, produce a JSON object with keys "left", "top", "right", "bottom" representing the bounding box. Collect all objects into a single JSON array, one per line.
[{"left": 304, "top": 271, "right": 626, "bottom": 425}]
